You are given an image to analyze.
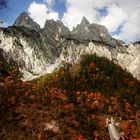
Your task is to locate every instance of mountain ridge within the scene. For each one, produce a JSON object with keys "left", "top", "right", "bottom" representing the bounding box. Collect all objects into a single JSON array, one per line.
[
  {"left": 0, "top": 12, "right": 140, "bottom": 81},
  {"left": 14, "top": 12, "right": 124, "bottom": 46},
  {"left": 14, "top": 12, "right": 40, "bottom": 31}
]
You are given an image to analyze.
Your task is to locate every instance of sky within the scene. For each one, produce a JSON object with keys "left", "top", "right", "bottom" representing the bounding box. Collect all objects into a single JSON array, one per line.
[{"left": 0, "top": 0, "right": 140, "bottom": 43}]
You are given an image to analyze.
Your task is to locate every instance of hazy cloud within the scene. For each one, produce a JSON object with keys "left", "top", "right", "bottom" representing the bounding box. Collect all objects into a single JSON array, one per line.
[
  {"left": 99, "top": 4, "right": 127, "bottom": 32},
  {"left": 118, "top": 9, "right": 140, "bottom": 42},
  {"left": 44, "top": 0, "right": 55, "bottom": 7},
  {"left": 28, "top": 1, "right": 59, "bottom": 28}
]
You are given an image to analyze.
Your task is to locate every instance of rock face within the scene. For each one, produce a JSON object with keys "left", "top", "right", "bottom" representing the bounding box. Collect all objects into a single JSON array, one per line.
[
  {"left": 41, "top": 19, "right": 70, "bottom": 38},
  {"left": 14, "top": 12, "right": 40, "bottom": 31},
  {"left": 117, "top": 42, "right": 140, "bottom": 80},
  {"left": 0, "top": 26, "right": 49, "bottom": 78},
  {"left": 0, "top": 12, "right": 140, "bottom": 80},
  {"left": 69, "top": 17, "right": 124, "bottom": 47}
]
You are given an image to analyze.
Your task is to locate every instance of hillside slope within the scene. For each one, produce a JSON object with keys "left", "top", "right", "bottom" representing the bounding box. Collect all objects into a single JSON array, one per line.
[{"left": 1, "top": 54, "right": 139, "bottom": 139}]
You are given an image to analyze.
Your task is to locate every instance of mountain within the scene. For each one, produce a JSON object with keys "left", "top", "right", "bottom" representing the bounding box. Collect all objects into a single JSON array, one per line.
[
  {"left": 41, "top": 19, "right": 70, "bottom": 39},
  {"left": 14, "top": 12, "right": 40, "bottom": 31},
  {"left": 69, "top": 17, "right": 123, "bottom": 46},
  {"left": 0, "top": 12, "right": 140, "bottom": 81},
  {"left": 0, "top": 12, "right": 140, "bottom": 140}
]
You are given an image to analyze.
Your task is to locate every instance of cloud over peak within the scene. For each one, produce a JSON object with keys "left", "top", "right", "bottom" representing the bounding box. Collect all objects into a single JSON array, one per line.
[
  {"left": 28, "top": 1, "right": 59, "bottom": 28},
  {"left": 28, "top": 0, "right": 140, "bottom": 42}
]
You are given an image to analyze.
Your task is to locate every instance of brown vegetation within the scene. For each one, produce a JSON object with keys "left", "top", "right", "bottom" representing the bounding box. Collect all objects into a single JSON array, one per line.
[{"left": 0, "top": 54, "right": 140, "bottom": 139}]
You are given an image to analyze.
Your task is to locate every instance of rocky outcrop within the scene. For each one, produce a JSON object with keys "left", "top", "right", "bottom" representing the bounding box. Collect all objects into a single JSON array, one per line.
[
  {"left": 117, "top": 43, "right": 140, "bottom": 80},
  {"left": 0, "top": 12, "right": 140, "bottom": 80},
  {"left": 41, "top": 19, "right": 70, "bottom": 38},
  {"left": 39, "top": 19, "right": 70, "bottom": 57},
  {"left": 68, "top": 17, "right": 124, "bottom": 47},
  {"left": 0, "top": 26, "right": 49, "bottom": 75},
  {"left": 14, "top": 12, "right": 40, "bottom": 31}
]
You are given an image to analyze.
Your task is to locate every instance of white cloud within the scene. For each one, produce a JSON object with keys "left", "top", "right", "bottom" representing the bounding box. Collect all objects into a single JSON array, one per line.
[
  {"left": 28, "top": 1, "right": 59, "bottom": 28},
  {"left": 62, "top": 0, "right": 98, "bottom": 30},
  {"left": 44, "top": 0, "right": 55, "bottom": 7},
  {"left": 118, "top": 9, "right": 140, "bottom": 42},
  {"left": 62, "top": 0, "right": 112, "bottom": 30},
  {"left": 99, "top": 4, "right": 127, "bottom": 32}
]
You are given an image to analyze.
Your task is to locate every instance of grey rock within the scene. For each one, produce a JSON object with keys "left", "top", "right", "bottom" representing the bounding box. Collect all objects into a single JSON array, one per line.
[
  {"left": 39, "top": 19, "right": 70, "bottom": 61},
  {"left": 40, "top": 19, "right": 70, "bottom": 41},
  {"left": 117, "top": 42, "right": 140, "bottom": 80},
  {"left": 70, "top": 17, "right": 94, "bottom": 42},
  {"left": 14, "top": 12, "right": 40, "bottom": 31},
  {"left": 0, "top": 12, "right": 139, "bottom": 81},
  {"left": 69, "top": 17, "right": 124, "bottom": 47},
  {"left": 0, "top": 26, "right": 51, "bottom": 74}
]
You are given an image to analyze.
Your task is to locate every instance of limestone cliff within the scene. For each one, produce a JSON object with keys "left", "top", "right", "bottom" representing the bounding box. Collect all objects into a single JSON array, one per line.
[{"left": 0, "top": 12, "right": 139, "bottom": 81}]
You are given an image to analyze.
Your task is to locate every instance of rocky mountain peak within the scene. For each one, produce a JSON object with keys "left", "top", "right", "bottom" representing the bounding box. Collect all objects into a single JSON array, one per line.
[
  {"left": 41, "top": 19, "right": 70, "bottom": 38},
  {"left": 70, "top": 17, "right": 123, "bottom": 46},
  {"left": 80, "top": 16, "right": 91, "bottom": 27},
  {"left": 72, "top": 17, "right": 91, "bottom": 33},
  {"left": 2, "top": 11, "right": 140, "bottom": 81},
  {"left": 19, "top": 11, "right": 28, "bottom": 17},
  {"left": 14, "top": 12, "right": 40, "bottom": 31}
]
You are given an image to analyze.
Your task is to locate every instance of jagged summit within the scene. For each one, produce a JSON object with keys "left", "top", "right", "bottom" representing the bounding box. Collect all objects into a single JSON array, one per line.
[
  {"left": 1, "top": 12, "right": 140, "bottom": 81},
  {"left": 72, "top": 17, "right": 91, "bottom": 32},
  {"left": 80, "top": 16, "right": 91, "bottom": 26},
  {"left": 70, "top": 16, "right": 123, "bottom": 46},
  {"left": 13, "top": 12, "right": 123, "bottom": 46},
  {"left": 18, "top": 11, "right": 28, "bottom": 16},
  {"left": 42, "top": 19, "right": 70, "bottom": 37},
  {"left": 14, "top": 12, "right": 40, "bottom": 31}
]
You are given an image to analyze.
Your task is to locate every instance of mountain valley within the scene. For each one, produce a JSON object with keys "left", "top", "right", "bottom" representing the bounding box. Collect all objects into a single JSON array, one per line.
[{"left": 0, "top": 12, "right": 140, "bottom": 140}]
